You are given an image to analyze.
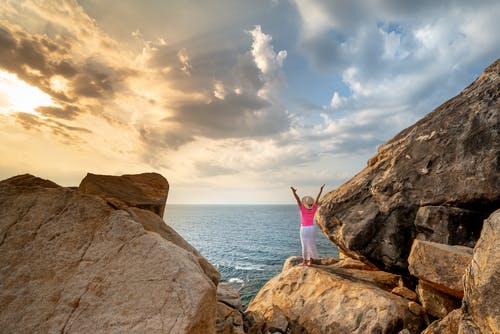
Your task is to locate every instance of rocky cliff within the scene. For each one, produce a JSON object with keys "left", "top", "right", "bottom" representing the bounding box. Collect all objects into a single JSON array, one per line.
[
  {"left": 0, "top": 173, "right": 220, "bottom": 333},
  {"left": 316, "top": 58, "right": 500, "bottom": 273},
  {"left": 247, "top": 58, "right": 500, "bottom": 333}
]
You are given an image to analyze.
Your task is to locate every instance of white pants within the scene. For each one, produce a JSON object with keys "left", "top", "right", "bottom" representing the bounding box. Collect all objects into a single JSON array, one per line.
[{"left": 300, "top": 226, "right": 318, "bottom": 260}]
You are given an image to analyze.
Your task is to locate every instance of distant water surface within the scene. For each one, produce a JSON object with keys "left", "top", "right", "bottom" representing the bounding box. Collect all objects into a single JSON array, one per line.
[{"left": 164, "top": 205, "right": 339, "bottom": 305}]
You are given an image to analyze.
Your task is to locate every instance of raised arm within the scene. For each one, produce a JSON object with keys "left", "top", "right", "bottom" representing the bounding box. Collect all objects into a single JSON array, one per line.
[
  {"left": 290, "top": 187, "right": 301, "bottom": 207},
  {"left": 314, "top": 184, "right": 325, "bottom": 205}
]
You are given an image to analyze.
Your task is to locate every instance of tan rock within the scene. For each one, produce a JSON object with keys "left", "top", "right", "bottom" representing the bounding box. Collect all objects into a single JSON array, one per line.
[
  {"left": 0, "top": 174, "right": 217, "bottom": 334},
  {"left": 282, "top": 255, "right": 305, "bottom": 271},
  {"left": 282, "top": 256, "right": 338, "bottom": 272},
  {"left": 408, "top": 301, "right": 425, "bottom": 316},
  {"left": 421, "top": 309, "right": 460, "bottom": 334},
  {"left": 281, "top": 256, "right": 400, "bottom": 292},
  {"left": 416, "top": 281, "right": 461, "bottom": 319},
  {"left": 392, "top": 287, "right": 418, "bottom": 301},
  {"left": 1, "top": 173, "right": 61, "bottom": 188},
  {"left": 128, "top": 207, "right": 220, "bottom": 284},
  {"left": 79, "top": 172, "right": 169, "bottom": 218},
  {"left": 408, "top": 239, "right": 473, "bottom": 298},
  {"left": 265, "top": 306, "right": 289, "bottom": 333},
  {"left": 459, "top": 209, "right": 500, "bottom": 334},
  {"left": 247, "top": 266, "right": 423, "bottom": 333},
  {"left": 336, "top": 256, "right": 379, "bottom": 270}
]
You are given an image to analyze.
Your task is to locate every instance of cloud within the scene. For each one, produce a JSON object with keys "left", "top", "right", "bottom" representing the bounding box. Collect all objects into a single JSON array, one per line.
[
  {"left": 1, "top": 1, "right": 294, "bottom": 163},
  {"left": 1, "top": 0, "right": 498, "bottom": 203},
  {"left": 35, "top": 104, "right": 80, "bottom": 120},
  {"left": 136, "top": 24, "right": 291, "bottom": 156},
  {"left": 194, "top": 161, "right": 238, "bottom": 177},
  {"left": 0, "top": 19, "right": 136, "bottom": 115},
  {"left": 289, "top": 0, "right": 500, "bottom": 157},
  {"left": 14, "top": 111, "right": 91, "bottom": 144}
]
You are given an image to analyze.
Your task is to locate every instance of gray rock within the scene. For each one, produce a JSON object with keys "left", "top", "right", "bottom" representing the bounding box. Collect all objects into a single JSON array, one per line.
[{"left": 316, "top": 58, "right": 500, "bottom": 273}]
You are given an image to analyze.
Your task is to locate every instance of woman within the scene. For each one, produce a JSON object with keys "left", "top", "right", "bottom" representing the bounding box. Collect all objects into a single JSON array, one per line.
[{"left": 291, "top": 184, "right": 325, "bottom": 266}]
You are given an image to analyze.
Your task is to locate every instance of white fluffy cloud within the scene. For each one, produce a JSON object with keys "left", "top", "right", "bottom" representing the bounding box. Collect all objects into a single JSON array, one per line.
[
  {"left": 291, "top": 0, "right": 500, "bottom": 156},
  {"left": 248, "top": 25, "right": 287, "bottom": 101}
]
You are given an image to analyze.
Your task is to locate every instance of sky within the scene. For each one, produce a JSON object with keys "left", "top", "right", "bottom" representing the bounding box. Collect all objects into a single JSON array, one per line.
[{"left": 1, "top": 0, "right": 499, "bottom": 204}]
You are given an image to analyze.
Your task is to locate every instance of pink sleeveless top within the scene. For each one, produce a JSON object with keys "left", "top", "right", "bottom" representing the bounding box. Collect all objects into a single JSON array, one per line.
[{"left": 300, "top": 204, "right": 317, "bottom": 226}]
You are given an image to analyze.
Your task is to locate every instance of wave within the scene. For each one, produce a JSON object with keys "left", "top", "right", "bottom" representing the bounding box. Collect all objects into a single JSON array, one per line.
[
  {"left": 228, "top": 277, "right": 245, "bottom": 284},
  {"left": 234, "top": 263, "right": 265, "bottom": 271}
]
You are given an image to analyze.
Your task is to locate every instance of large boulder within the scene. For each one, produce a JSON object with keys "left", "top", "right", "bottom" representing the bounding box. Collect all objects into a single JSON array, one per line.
[
  {"left": 247, "top": 262, "right": 423, "bottom": 333},
  {"left": 415, "top": 206, "right": 484, "bottom": 247},
  {"left": 79, "top": 172, "right": 169, "bottom": 218},
  {"left": 408, "top": 239, "right": 473, "bottom": 298},
  {"left": 0, "top": 174, "right": 218, "bottom": 333},
  {"left": 459, "top": 208, "right": 500, "bottom": 334},
  {"left": 316, "top": 58, "right": 500, "bottom": 273}
]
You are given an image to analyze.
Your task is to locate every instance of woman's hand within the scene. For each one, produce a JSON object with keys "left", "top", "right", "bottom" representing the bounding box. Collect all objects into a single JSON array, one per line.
[
  {"left": 315, "top": 184, "right": 325, "bottom": 205},
  {"left": 291, "top": 186, "right": 301, "bottom": 206}
]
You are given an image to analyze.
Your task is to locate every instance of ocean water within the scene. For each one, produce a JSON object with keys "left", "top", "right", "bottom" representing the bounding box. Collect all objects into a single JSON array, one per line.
[{"left": 164, "top": 205, "right": 339, "bottom": 305}]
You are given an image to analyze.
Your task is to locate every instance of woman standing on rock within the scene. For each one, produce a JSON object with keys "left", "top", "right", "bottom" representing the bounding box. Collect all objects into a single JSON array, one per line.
[{"left": 291, "top": 184, "right": 325, "bottom": 266}]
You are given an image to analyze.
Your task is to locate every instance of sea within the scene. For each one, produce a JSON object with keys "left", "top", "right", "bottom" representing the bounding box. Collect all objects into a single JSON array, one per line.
[{"left": 163, "top": 204, "right": 339, "bottom": 305}]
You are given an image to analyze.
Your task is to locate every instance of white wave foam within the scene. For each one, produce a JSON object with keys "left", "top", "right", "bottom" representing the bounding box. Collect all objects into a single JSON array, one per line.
[
  {"left": 234, "top": 263, "right": 264, "bottom": 271},
  {"left": 228, "top": 277, "right": 245, "bottom": 285}
]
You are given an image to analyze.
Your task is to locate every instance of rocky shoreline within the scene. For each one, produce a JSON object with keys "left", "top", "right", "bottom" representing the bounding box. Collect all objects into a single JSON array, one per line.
[
  {"left": 244, "top": 59, "right": 499, "bottom": 333},
  {"left": 0, "top": 59, "right": 499, "bottom": 333}
]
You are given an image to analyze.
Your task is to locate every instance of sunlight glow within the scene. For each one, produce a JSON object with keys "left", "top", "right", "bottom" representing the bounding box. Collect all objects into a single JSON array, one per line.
[
  {"left": 50, "top": 75, "right": 69, "bottom": 92},
  {"left": 0, "top": 71, "right": 55, "bottom": 115}
]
